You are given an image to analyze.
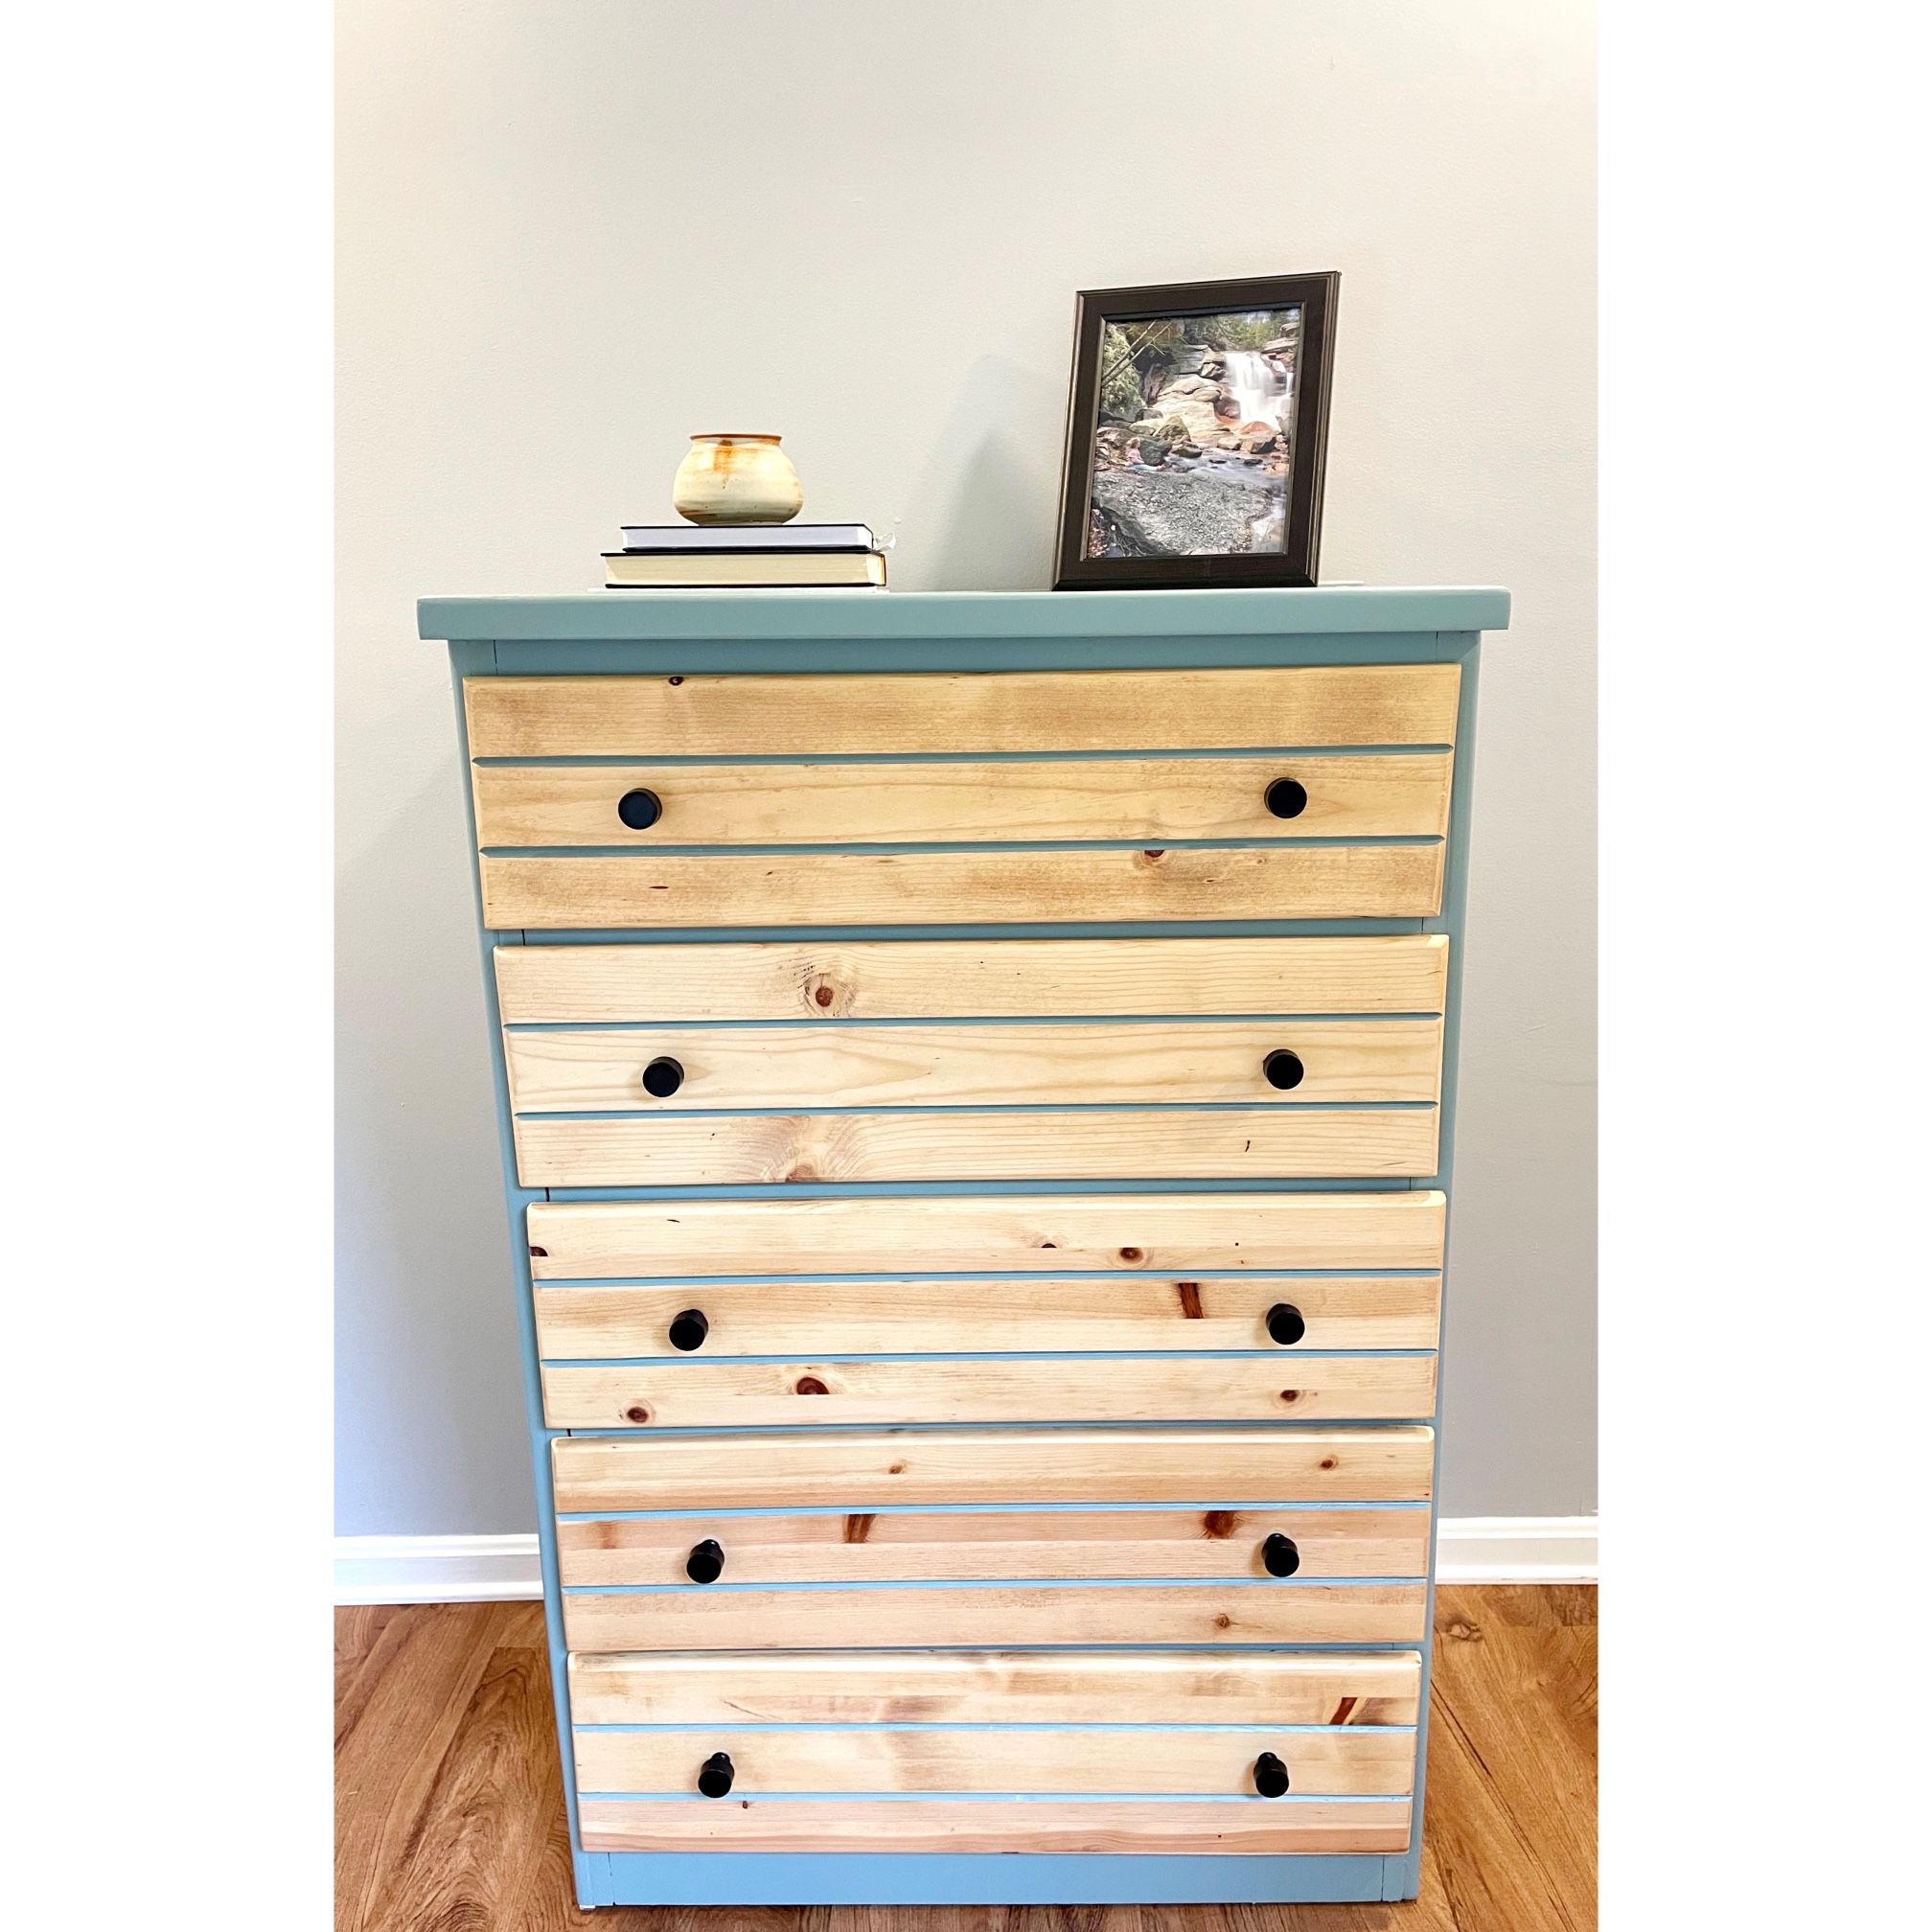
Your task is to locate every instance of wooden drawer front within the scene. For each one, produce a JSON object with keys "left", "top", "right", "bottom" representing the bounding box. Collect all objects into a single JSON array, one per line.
[
  {"left": 494, "top": 934, "right": 1449, "bottom": 1023},
  {"left": 525, "top": 1191, "right": 1447, "bottom": 1279},
  {"left": 556, "top": 1424, "right": 1435, "bottom": 1649},
  {"left": 474, "top": 752, "right": 1451, "bottom": 846},
  {"left": 554, "top": 1427, "right": 1431, "bottom": 1651},
  {"left": 570, "top": 1652, "right": 1423, "bottom": 1849},
  {"left": 506, "top": 1019, "right": 1443, "bottom": 1112},
  {"left": 558, "top": 1506, "right": 1430, "bottom": 1587},
  {"left": 552, "top": 1453, "right": 1429, "bottom": 1645},
  {"left": 536, "top": 1275, "right": 1441, "bottom": 1358},
  {"left": 552, "top": 1427, "right": 1434, "bottom": 1511},
  {"left": 576, "top": 1797, "right": 1412, "bottom": 1856},
  {"left": 481, "top": 844, "right": 1443, "bottom": 929},
  {"left": 541, "top": 1353, "right": 1437, "bottom": 1430},
  {"left": 464, "top": 666, "right": 1461, "bottom": 757},
  {"left": 502, "top": 940, "right": 1447, "bottom": 1184},
  {"left": 566, "top": 1649, "right": 1423, "bottom": 1726},
  {"left": 469, "top": 668, "right": 1456, "bottom": 929}
]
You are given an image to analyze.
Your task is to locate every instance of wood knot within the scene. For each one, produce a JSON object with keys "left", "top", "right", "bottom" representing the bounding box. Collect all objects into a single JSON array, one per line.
[
  {"left": 1278, "top": 1389, "right": 1301, "bottom": 1405},
  {"left": 794, "top": 1376, "right": 830, "bottom": 1395},
  {"left": 1139, "top": 848, "right": 1165, "bottom": 862},
  {"left": 623, "top": 1405, "right": 651, "bottom": 1424},
  {"left": 887, "top": 1460, "right": 907, "bottom": 1474},
  {"left": 1319, "top": 1456, "right": 1338, "bottom": 1470},
  {"left": 527, "top": 1246, "right": 548, "bottom": 1258},
  {"left": 813, "top": 983, "right": 837, "bottom": 1008},
  {"left": 1441, "top": 1618, "right": 1484, "bottom": 1644},
  {"left": 785, "top": 1164, "right": 818, "bottom": 1184},
  {"left": 842, "top": 1513, "right": 876, "bottom": 1544},
  {"left": 1118, "top": 1246, "right": 1143, "bottom": 1263},
  {"left": 1176, "top": 1281, "right": 1204, "bottom": 1319},
  {"left": 1201, "top": 1510, "right": 1237, "bottom": 1539},
  {"left": 1213, "top": 1613, "right": 1232, "bottom": 1629},
  {"left": 667, "top": 675, "right": 684, "bottom": 686}
]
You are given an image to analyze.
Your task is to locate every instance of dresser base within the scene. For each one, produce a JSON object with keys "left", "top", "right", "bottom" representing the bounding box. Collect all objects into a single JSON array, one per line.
[{"left": 577, "top": 1849, "right": 1420, "bottom": 1907}]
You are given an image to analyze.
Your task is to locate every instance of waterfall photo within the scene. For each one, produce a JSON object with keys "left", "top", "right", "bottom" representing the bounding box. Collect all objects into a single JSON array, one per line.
[
  {"left": 1053, "top": 273, "right": 1338, "bottom": 590},
  {"left": 1088, "top": 310, "right": 1300, "bottom": 558}
]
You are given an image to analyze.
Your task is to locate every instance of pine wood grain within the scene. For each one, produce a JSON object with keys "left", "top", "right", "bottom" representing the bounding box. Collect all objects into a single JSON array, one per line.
[
  {"left": 555, "top": 1506, "right": 1432, "bottom": 1587},
  {"left": 564, "top": 1648, "right": 1423, "bottom": 1726},
  {"left": 549, "top": 1425, "right": 1437, "bottom": 1512},
  {"left": 480, "top": 842, "right": 1446, "bottom": 931},
  {"left": 515, "top": 1106, "right": 1439, "bottom": 1185},
  {"left": 533, "top": 1273, "right": 1443, "bottom": 1358},
  {"left": 525, "top": 1190, "right": 1448, "bottom": 1279},
  {"left": 539, "top": 1350, "right": 1438, "bottom": 1430},
  {"left": 559, "top": 1579, "right": 1428, "bottom": 1652},
  {"left": 504, "top": 1019, "right": 1445, "bottom": 1111},
  {"left": 494, "top": 933, "right": 1451, "bottom": 1023},
  {"left": 462, "top": 665, "right": 1463, "bottom": 758},
  {"left": 472, "top": 752, "right": 1455, "bottom": 847},
  {"left": 575, "top": 1797, "right": 1414, "bottom": 1855},
  {"left": 572, "top": 1724, "right": 1417, "bottom": 1798},
  {"left": 335, "top": 1585, "right": 1595, "bottom": 1927}
]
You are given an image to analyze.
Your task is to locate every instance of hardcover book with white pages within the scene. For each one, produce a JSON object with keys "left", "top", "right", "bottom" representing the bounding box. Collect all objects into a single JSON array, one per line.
[{"left": 617, "top": 522, "right": 879, "bottom": 552}]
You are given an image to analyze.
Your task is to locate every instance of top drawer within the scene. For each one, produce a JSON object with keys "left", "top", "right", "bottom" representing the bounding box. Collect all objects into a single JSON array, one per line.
[{"left": 464, "top": 667, "right": 1459, "bottom": 931}]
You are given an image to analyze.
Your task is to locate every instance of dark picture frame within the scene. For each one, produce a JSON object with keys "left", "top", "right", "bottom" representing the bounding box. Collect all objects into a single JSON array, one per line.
[{"left": 1052, "top": 272, "right": 1339, "bottom": 590}]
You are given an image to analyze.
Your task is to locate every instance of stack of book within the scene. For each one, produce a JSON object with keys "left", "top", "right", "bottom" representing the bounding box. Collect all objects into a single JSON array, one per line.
[{"left": 603, "top": 523, "right": 886, "bottom": 589}]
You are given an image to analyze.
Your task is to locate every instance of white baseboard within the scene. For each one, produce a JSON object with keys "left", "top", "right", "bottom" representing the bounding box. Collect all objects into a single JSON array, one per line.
[
  {"left": 334, "top": 1533, "right": 544, "bottom": 1604},
  {"left": 334, "top": 1516, "right": 1598, "bottom": 1605},
  {"left": 1436, "top": 1515, "right": 1598, "bottom": 1582}
]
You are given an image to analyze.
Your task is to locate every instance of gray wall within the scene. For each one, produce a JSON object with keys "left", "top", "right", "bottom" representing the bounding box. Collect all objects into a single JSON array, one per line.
[{"left": 336, "top": 0, "right": 1596, "bottom": 1534}]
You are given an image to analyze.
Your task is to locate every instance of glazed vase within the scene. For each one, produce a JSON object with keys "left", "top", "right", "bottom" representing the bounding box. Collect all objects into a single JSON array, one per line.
[{"left": 672, "top": 433, "right": 804, "bottom": 525}]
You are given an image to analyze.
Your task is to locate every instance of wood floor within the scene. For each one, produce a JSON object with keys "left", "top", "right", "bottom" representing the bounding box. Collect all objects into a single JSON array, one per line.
[{"left": 336, "top": 1585, "right": 1595, "bottom": 1932}]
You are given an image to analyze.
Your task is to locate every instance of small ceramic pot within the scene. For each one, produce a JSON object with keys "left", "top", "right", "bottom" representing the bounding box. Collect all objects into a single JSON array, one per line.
[{"left": 672, "top": 433, "right": 804, "bottom": 525}]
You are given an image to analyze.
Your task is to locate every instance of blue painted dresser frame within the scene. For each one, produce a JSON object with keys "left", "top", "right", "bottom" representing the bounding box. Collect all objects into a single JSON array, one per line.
[{"left": 422, "top": 586, "right": 1509, "bottom": 1908}]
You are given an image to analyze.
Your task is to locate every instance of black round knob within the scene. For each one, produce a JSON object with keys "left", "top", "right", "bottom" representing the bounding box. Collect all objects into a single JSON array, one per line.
[
  {"left": 1262, "top": 1532, "right": 1302, "bottom": 1577},
  {"left": 1266, "top": 1302, "right": 1307, "bottom": 1346},
  {"left": 1263, "top": 1049, "right": 1305, "bottom": 1091},
  {"left": 685, "top": 1538, "right": 724, "bottom": 1584},
  {"left": 1265, "top": 778, "right": 1309, "bottom": 820},
  {"left": 698, "top": 1750, "right": 735, "bottom": 1798},
  {"left": 668, "top": 1308, "right": 710, "bottom": 1352},
  {"left": 1253, "top": 1751, "right": 1291, "bottom": 1798},
  {"left": 617, "top": 788, "right": 663, "bottom": 830},
  {"left": 641, "top": 1056, "right": 684, "bottom": 1098}
]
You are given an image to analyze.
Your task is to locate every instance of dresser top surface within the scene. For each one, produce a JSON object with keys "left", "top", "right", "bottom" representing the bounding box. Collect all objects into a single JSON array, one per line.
[{"left": 419, "top": 586, "right": 1509, "bottom": 644}]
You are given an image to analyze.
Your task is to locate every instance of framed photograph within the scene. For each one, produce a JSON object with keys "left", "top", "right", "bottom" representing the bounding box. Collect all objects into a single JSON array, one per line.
[{"left": 1053, "top": 272, "right": 1339, "bottom": 590}]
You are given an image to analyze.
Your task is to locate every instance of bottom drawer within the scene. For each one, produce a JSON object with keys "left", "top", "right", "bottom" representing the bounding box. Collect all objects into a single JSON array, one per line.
[
  {"left": 569, "top": 1649, "right": 1421, "bottom": 1855},
  {"left": 553, "top": 1425, "right": 1434, "bottom": 1652}
]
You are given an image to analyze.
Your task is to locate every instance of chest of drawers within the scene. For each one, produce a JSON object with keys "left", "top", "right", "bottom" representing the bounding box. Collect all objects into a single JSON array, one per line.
[{"left": 421, "top": 585, "right": 1509, "bottom": 1909}]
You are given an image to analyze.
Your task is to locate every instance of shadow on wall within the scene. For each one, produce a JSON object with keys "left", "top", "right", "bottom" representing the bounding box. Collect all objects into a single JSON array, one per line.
[
  {"left": 894, "top": 355, "right": 1066, "bottom": 590},
  {"left": 335, "top": 757, "right": 533, "bottom": 1534}
]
